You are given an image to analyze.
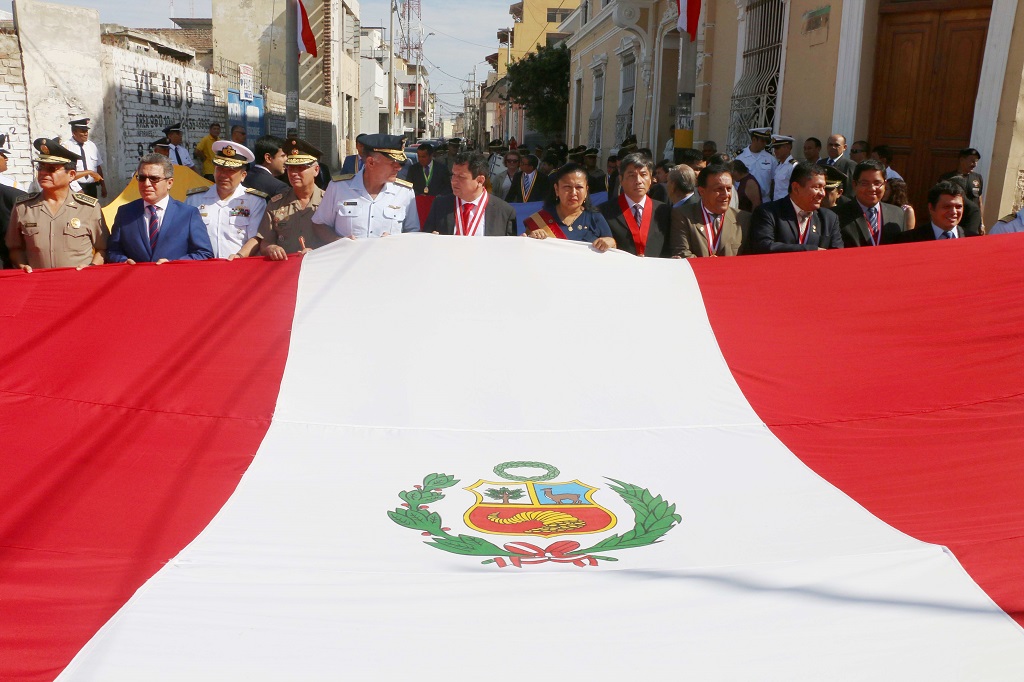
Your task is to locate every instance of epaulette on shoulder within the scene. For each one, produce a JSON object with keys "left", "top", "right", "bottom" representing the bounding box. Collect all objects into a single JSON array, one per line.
[
  {"left": 269, "top": 192, "right": 285, "bottom": 203},
  {"left": 789, "top": 157, "right": 798, "bottom": 164},
  {"left": 245, "top": 187, "right": 269, "bottom": 199},
  {"left": 998, "top": 213, "right": 1016, "bottom": 223},
  {"left": 73, "top": 192, "right": 98, "bottom": 206},
  {"left": 13, "top": 192, "right": 37, "bottom": 205},
  {"left": 186, "top": 185, "right": 209, "bottom": 196},
  {"left": 332, "top": 173, "right": 355, "bottom": 182},
  {"left": 393, "top": 178, "right": 413, "bottom": 188}
]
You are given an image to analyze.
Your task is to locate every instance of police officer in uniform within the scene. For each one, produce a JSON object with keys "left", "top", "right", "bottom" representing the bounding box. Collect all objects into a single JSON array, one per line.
[
  {"left": 163, "top": 121, "right": 194, "bottom": 168},
  {"left": 69, "top": 118, "right": 106, "bottom": 199},
  {"left": 734, "top": 127, "right": 776, "bottom": 202},
  {"left": 940, "top": 147, "right": 985, "bottom": 234},
  {"left": 6, "top": 138, "right": 107, "bottom": 272},
  {"left": 312, "top": 133, "right": 419, "bottom": 241},
  {"left": 583, "top": 148, "right": 606, "bottom": 195},
  {"left": 821, "top": 165, "right": 848, "bottom": 210},
  {"left": 0, "top": 133, "right": 17, "bottom": 189},
  {"left": 770, "top": 134, "right": 798, "bottom": 201},
  {"left": 185, "top": 140, "right": 268, "bottom": 258},
  {"left": 256, "top": 138, "right": 326, "bottom": 259}
]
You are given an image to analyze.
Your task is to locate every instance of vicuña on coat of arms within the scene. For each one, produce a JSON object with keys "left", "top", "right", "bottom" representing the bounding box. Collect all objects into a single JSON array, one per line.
[{"left": 387, "top": 460, "right": 682, "bottom": 568}]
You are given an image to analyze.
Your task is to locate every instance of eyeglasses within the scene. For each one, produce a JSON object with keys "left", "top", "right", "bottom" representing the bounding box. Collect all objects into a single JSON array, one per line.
[
  {"left": 851, "top": 148, "right": 866, "bottom": 154},
  {"left": 37, "top": 163, "right": 66, "bottom": 173},
  {"left": 856, "top": 181, "right": 886, "bottom": 189},
  {"left": 136, "top": 174, "right": 168, "bottom": 184},
  {"left": 505, "top": 158, "right": 520, "bottom": 164}
]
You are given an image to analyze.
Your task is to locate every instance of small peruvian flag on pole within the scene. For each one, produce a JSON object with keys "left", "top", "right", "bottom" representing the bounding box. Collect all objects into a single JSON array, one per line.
[
  {"left": 298, "top": 0, "right": 318, "bottom": 58},
  {"left": 677, "top": 0, "right": 701, "bottom": 42}
]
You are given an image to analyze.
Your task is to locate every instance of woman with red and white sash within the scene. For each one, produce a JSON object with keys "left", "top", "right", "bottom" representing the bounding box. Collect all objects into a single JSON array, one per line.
[{"left": 523, "top": 163, "right": 616, "bottom": 252}]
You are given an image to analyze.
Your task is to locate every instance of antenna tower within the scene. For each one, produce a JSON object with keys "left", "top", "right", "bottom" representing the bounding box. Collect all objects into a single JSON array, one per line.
[{"left": 399, "top": 0, "right": 422, "bottom": 60}]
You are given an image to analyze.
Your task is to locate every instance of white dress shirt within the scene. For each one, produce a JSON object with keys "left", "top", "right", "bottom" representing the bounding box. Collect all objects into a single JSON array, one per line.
[
  {"left": 186, "top": 184, "right": 267, "bottom": 257},
  {"left": 143, "top": 194, "right": 172, "bottom": 231},
  {"left": 73, "top": 139, "right": 104, "bottom": 184}
]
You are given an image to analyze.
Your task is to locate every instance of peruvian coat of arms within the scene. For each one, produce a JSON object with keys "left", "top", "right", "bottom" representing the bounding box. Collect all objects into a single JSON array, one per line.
[{"left": 387, "top": 461, "right": 682, "bottom": 568}]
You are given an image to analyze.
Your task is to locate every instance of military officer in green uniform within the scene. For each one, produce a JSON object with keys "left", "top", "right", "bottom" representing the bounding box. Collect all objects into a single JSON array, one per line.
[{"left": 6, "top": 138, "right": 107, "bottom": 272}]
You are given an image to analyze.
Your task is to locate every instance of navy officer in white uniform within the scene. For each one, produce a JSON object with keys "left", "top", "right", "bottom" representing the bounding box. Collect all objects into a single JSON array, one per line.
[
  {"left": 185, "top": 140, "right": 268, "bottom": 258},
  {"left": 312, "top": 133, "right": 419, "bottom": 241},
  {"left": 734, "top": 127, "right": 777, "bottom": 203}
]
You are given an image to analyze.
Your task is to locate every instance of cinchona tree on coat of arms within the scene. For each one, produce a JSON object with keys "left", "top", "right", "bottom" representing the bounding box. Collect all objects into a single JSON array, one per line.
[{"left": 387, "top": 461, "right": 682, "bottom": 568}]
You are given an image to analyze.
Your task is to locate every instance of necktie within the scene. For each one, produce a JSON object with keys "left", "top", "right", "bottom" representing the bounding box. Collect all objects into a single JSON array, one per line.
[
  {"left": 173, "top": 147, "right": 183, "bottom": 165},
  {"left": 79, "top": 143, "right": 88, "bottom": 171},
  {"left": 148, "top": 204, "right": 160, "bottom": 251},
  {"left": 941, "top": 230, "right": 953, "bottom": 239},
  {"left": 461, "top": 202, "right": 474, "bottom": 232},
  {"left": 523, "top": 174, "right": 532, "bottom": 197},
  {"left": 867, "top": 205, "right": 879, "bottom": 242},
  {"left": 633, "top": 204, "right": 642, "bottom": 225},
  {"left": 828, "top": 158, "right": 835, "bottom": 167}
]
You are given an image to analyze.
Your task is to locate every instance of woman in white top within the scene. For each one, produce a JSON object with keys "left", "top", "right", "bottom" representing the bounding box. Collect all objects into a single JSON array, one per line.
[{"left": 490, "top": 151, "right": 521, "bottom": 198}]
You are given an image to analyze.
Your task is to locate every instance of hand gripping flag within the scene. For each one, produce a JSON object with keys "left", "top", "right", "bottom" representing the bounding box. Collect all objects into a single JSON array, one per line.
[
  {"left": 298, "top": 0, "right": 317, "bottom": 58},
  {"left": 3, "top": 234, "right": 1024, "bottom": 679}
]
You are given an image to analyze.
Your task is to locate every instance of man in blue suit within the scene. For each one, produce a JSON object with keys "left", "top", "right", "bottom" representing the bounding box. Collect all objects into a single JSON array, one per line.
[
  {"left": 340, "top": 134, "right": 368, "bottom": 175},
  {"left": 107, "top": 154, "right": 213, "bottom": 264}
]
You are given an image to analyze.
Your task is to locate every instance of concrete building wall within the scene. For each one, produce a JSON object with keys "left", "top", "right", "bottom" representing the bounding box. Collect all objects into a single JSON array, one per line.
[
  {"left": 102, "top": 45, "right": 225, "bottom": 190},
  {"left": 0, "top": 31, "right": 33, "bottom": 188},
  {"left": 984, "top": 1, "right": 1024, "bottom": 223},
  {"left": 777, "top": 0, "right": 843, "bottom": 143},
  {"left": 14, "top": 0, "right": 106, "bottom": 155},
  {"left": 358, "top": 55, "right": 385, "bottom": 135},
  {"left": 701, "top": 0, "right": 738, "bottom": 149},
  {"left": 264, "top": 90, "right": 334, "bottom": 162}
]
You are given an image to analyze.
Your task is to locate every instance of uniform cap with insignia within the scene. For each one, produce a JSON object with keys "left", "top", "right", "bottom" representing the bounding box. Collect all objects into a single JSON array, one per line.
[
  {"left": 363, "top": 133, "right": 407, "bottom": 162},
  {"left": 0, "top": 133, "right": 9, "bottom": 157},
  {"left": 211, "top": 140, "right": 256, "bottom": 168},
  {"left": 584, "top": 147, "right": 599, "bottom": 157},
  {"left": 824, "top": 165, "right": 847, "bottom": 190},
  {"left": 151, "top": 137, "right": 171, "bottom": 152},
  {"left": 69, "top": 117, "right": 91, "bottom": 130},
  {"left": 487, "top": 139, "right": 503, "bottom": 150},
  {"left": 162, "top": 121, "right": 184, "bottom": 136},
  {"left": 749, "top": 127, "right": 773, "bottom": 141},
  {"left": 770, "top": 134, "right": 795, "bottom": 148},
  {"left": 447, "top": 138, "right": 462, "bottom": 147},
  {"left": 283, "top": 137, "right": 323, "bottom": 166},
  {"left": 33, "top": 137, "right": 81, "bottom": 165}
]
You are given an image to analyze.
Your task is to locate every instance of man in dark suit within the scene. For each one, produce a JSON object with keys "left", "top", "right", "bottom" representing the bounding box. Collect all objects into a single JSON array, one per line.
[
  {"left": 898, "top": 181, "right": 967, "bottom": 242},
  {"left": 597, "top": 152, "right": 672, "bottom": 257},
  {"left": 424, "top": 152, "right": 517, "bottom": 236},
  {"left": 107, "top": 154, "right": 213, "bottom": 263},
  {"left": 834, "top": 159, "right": 906, "bottom": 247},
  {"left": 668, "top": 163, "right": 750, "bottom": 258},
  {"left": 504, "top": 154, "right": 550, "bottom": 204},
  {"left": 817, "top": 134, "right": 856, "bottom": 197},
  {"left": 341, "top": 134, "right": 368, "bottom": 175},
  {"left": 748, "top": 162, "right": 844, "bottom": 253},
  {"left": 243, "top": 135, "right": 289, "bottom": 197},
  {"left": 406, "top": 143, "right": 452, "bottom": 197},
  {"left": 0, "top": 182, "right": 28, "bottom": 268}
]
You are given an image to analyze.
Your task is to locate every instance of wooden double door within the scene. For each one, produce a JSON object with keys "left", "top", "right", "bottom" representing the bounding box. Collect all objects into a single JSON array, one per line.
[{"left": 868, "top": 0, "right": 991, "bottom": 214}]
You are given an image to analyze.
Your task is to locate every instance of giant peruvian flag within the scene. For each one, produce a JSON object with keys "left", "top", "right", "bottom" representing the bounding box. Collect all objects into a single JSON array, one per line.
[{"left": 2, "top": 235, "right": 1024, "bottom": 679}]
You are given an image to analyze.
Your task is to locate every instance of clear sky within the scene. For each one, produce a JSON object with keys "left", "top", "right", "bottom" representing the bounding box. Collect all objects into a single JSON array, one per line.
[{"left": 3, "top": 0, "right": 510, "bottom": 120}]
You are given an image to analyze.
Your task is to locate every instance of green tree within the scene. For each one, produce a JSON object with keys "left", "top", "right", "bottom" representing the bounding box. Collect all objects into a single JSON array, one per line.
[
  {"left": 506, "top": 44, "right": 570, "bottom": 137},
  {"left": 485, "top": 487, "right": 525, "bottom": 504}
]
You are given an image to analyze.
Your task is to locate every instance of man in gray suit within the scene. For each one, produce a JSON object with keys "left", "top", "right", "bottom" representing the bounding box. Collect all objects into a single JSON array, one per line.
[
  {"left": 817, "top": 134, "right": 856, "bottom": 197},
  {"left": 668, "top": 163, "right": 750, "bottom": 258},
  {"left": 423, "top": 152, "right": 517, "bottom": 236}
]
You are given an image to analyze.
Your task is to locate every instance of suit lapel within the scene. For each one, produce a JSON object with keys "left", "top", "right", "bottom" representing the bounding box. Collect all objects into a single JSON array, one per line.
[
  {"left": 780, "top": 200, "right": 800, "bottom": 243},
  {"left": 855, "top": 210, "right": 871, "bottom": 246}
]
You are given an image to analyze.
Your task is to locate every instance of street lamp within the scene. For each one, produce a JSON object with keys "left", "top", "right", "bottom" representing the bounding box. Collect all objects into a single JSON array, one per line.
[{"left": 414, "top": 32, "right": 435, "bottom": 140}]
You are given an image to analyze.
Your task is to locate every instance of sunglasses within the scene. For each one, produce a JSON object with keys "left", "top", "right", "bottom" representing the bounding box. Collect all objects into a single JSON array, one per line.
[{"left": 136, "top": 174, "right": 168, "bottom": 184}]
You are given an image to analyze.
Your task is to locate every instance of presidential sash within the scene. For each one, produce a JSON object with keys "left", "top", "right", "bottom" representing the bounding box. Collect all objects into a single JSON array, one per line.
[{"left": 523, "top": 210, "right": 568, "bottom": 239}]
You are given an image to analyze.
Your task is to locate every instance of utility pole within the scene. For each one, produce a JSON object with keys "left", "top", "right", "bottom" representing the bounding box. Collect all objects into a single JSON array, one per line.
[
  {"left": 387, "top": 1, "right": 396, "bottom": 134},
  {"left": 285, "top": 0, "right": 299, "bottom": 136}
]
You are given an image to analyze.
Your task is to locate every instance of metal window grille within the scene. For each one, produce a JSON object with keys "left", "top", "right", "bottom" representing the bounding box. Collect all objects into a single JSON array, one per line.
[
  {"left": 615, "top": 58, "right": 636, "bottom": 144},
  {"left": 727, "top": 0, "right": 785, "bottom": 153}
]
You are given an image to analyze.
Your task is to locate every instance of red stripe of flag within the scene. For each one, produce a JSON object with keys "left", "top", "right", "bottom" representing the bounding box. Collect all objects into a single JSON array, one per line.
[
  {"left": 0, "top": 258, "right": 303, "bottom": 680},
  {"left": 298, "top": 0, "right": 318, "bottom": 58},
  {"left": 692, "top": 236, "right": 1024, "bottom": 626}
]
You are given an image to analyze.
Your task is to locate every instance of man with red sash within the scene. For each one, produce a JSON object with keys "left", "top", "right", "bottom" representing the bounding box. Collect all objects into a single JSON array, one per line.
[
  {"left": 748, "top": 162, "right": 844, "bottom": 253},
  {"left": 597, "top": 152, "right": 672, "bottom": 257},
  {"left": 423, "top": 152, "right": 517, "bottom": 236},
  {"left": 834, "top": 159, "right": 906, "bottom": 247},
  {"left": 667, "top": 163, "right": 751, "bottom": 258}
]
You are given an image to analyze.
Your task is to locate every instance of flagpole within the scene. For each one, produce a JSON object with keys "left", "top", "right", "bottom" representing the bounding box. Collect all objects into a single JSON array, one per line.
[{"left": 286, "top": 0, "right": 300, "bottom": 137}]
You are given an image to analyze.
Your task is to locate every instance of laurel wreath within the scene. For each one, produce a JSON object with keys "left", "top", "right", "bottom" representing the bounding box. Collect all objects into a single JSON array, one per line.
[{"left": 387, "top": 473, "right": 682, "bottom": 564}]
